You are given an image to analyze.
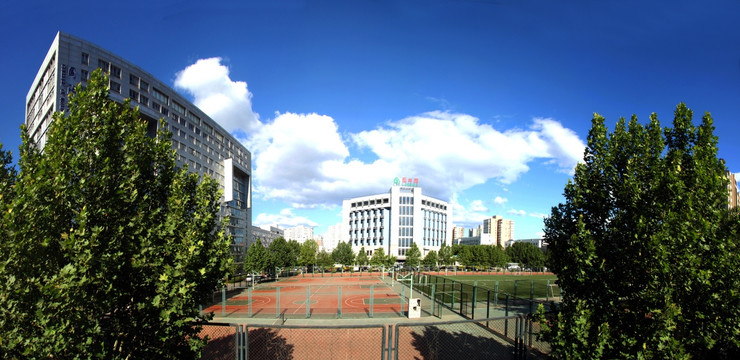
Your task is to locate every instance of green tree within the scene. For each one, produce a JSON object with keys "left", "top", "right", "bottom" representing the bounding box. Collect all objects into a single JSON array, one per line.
[
  {"left": 369, "top": 247, "right": 386, "bottom": 267},
  {"left": 298, "top": 239, "right": 319, "bottom": 269},
  {"left": 542, "top": 104, "right": 740, "bottom": 359},
  {"left": 287, "top": 239, "right": 301, "bottom": 268},
  {"left": 438, "top": 242, "right": 454, "bottom": 267},
  {"left": 486, "top": 245, "right": 509, "bottom": 268},
  {"left": 422, "top": 250, "right": 438, "bottom": 268},
  {"left": 405, "top": 242, "right": 422, "bottom": 269},
  {"left": 356, "top": 246, "right": 369, "bottom": 268},
  {"left": 268, "top": 237, "right": 291, "bottom": 270},
  {"left": 244, "top": 239, "right": 271, "bottom": 276},
  {"left": 0, "top": 70, "right": 231, "bottom": 359},
  {"left": 316, "top": 249, "right": 334, "bottom": 270},
  {"left": 332, "top": 241, "right": 355, "bottom": 270},
  {"left": 505, "top": 242, "right": 544, "bottom": 270},
  {"left": 385, "top": 254, "right": 398, "bottom": 268}
]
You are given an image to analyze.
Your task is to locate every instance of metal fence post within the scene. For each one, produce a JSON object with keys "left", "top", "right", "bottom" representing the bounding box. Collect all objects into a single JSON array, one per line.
[
  {"left": 276, "top": 286, "right": 281, "bottom": 319},
  {"left": 514, "top": 280, "right": 518, "bottom": 299},
  {"left": 370, "top": 285, "right": 374, "bottom": 318},
  {"left": 338, "top": 285, "right": 342, "bottom": 318},
  {"left": 248, "top": 287, "right": 252, "bottom": 317},
  {"left": 505, "top": 295, "right": 510, "bottom": 337},
  {"left": 494, "top": 281, "right": 499, "bottom": 305},
  {"left": 222, "top": 287, "right": 226, "bottom": 316},
  {"left": 306, "top": 285, "right": 311, "bottom": 318},
  {"left": 530, "top": 280, "right": 535, "bottom": 314},
  {"left": 472, "top": 281, "right": 478, "bottom": 319},
  {"left": 430, "top": 284, "right": 436, "bottom": 317}
]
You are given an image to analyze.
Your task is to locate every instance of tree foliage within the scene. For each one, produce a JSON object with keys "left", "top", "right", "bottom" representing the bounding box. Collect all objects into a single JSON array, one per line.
[
  {"left": 0, "top": 70, "right": 231, "bottom": 359},
  {"left": 505, "top": 242, "right": 544, "bottom": 269},
  {"left": 369, "top": 247, "right": 387, "bottom": 267},
  {"left": 267, "top": 237, "right": 291, "bottom": 270},
  {"left": 298, "top": 239, "right": 318, "bottom": 267},
  {"left": 355, "top": 246, "right": 369, "bottom": 266},
  {"left": 244, "top": 239, "right": 271, "bottom": 275},
  {"left": 422, "top": 250, "right": 438, "bottom": 267},
  {"left": 316, "top": 249, "right": 334, "bottom": 269},
  {"left": 405, "top": 242, "right": 422, "bottom": 268},
  {"left": 542, "top": 104, "right": 740, "bottom": 359},
  {"left": 438, "top": 242, "right": 454, "bottom": 267},
  {"left": 332, "top": 241, "right": 355, "bottom": 267}
]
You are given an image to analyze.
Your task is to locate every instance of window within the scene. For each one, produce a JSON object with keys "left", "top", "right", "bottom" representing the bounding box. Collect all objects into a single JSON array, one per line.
[
  {"left": 129, "top": 74, "right": 139, "bottom": 86},
  {"left": 81, "top": 52, "right": 89, "bottom": 65},
  {"left": 140, "top": 80, "right": 149, "bottom": 92},
  {"left": 140, "top": 95, "right": 149, "bottom": 106},
  {"left": 111, "top": 65, "right": 121, "bottom": 79},
  {"left": 172, "top": 101, "right": 185, "bottom": 115},
  {"left": 110, "top": 81, "right": 121, "bottom": 94},
  {"left": 129, "top": 89, "right": 139, "bottom": 102},
  {"left": 81, "top": 69, "right": 89, "bottom": 81},
  {"left": 152, "top": 88, "right": 168, "bottom": 104},
  {"left": 188, "top": 111, "right": 200, "bottom": 125},
  {"left": 152, "top": 102, "right": 161, "bottom": 113},
  {"left": 97, "top": 59, "right": 110, "bottom": 72}
]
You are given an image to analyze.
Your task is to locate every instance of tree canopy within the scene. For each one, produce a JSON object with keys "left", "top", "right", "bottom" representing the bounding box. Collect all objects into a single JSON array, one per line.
[
  {"left": 298, "top": 239, "right": 318, "bottom": 268},
  {"left": 0, "top": 70, "right": 231, "bottom": 359},
  {"left": 542, "top": 104, "right": 740, "bottom": 359},
  {"left": 356, "top": 246, "right": 369, "bottom": 267},
  {"left": 405, "top": 242, "right": 422, "bottom": 268},
  {"left": 244, "top": 239, "right": 271, "bottom": 275},
  {"left": 505, "top": 242, "right": 544, "bottom": 270},
  {"left": 332, "top": 241, "right": 355, "bottom": 268},
  {"left": 422, "top": 250, "right": 438, "bottom": 267},
  {"left": 369, "top": 247, "right": 387, "bottom": 267}
]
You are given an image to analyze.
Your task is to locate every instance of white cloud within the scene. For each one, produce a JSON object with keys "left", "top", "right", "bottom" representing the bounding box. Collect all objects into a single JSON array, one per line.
[
  {"left": 493, "top": 196, "right": 508, "bottom": 205},
  {"left": 174, "top": 57, "right": 260, "bottom": 133},
  {"left": 528, "top": 212, "right": 548, "bottom": 219},
  {"left": 254, "top": 208, "right": 318, "bottom": 228},
  {"left": 507, "top": 209, "right": 527, "bottom": 216},
  {"left": 469, "top": 200, "right": 488, "bottom": 212},
  {"left": 173, "top": 60, "right": 586, "bottom": 224}
]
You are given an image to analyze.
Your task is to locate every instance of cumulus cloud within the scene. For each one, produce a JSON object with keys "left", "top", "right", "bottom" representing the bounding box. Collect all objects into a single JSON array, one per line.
[
  {"left": 507, "top": 209, "right": 527, "bottom": 216},
  {"left": 493, "top": 196, "right": 508, "bottom": 205},
  {"left": 450, "top": 195, "right": 490, "bottom": 228},
  {"left": 254, "top": 208, "right": 318, "bottom": 228},
  {"left": 174, "top": 57, "right": 260, "bottom": 133},
  {"left": 173, "top": 59, "right": 586, "bottom": 220}
]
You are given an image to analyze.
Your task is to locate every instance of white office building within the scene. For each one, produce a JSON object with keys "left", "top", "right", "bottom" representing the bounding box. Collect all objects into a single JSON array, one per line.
[
  {"left": 341, "top": 178, "right": 452, "bottom": 261},
  {"left": 26, "top": 32, "right": 252, "bottom": 265}
]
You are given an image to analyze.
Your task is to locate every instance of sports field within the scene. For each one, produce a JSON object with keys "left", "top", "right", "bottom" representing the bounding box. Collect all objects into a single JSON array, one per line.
[
  {"left": 204, "top": 275, "right": 406, "bottom": 319},
  {"left": 431, "top": 274, "right": 560, "bottom": 299}
]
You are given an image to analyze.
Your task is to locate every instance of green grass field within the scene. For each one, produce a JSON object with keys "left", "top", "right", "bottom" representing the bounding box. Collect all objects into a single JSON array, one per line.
[{"left": 413, "top": 274, "right": 561, "bottom": 300}]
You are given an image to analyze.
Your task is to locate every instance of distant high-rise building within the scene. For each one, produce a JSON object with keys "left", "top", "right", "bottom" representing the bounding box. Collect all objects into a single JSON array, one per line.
[
  {"left": 452, "top": 226, "right": 465, "bottom": 244},
  {"left": 26, "top": 32, "right": 252, "bottom": 266},
  {"left": 482, "top": 215, "right": 515, "bottom": 247},
  {"left": 323, "top": 224, "right": 343, "bottom": 252},
  {"left": 727, "top": 171, "right": 739, "bottom": 209},
  {"left": 284, "top": 225, "right": 314, "bottom": 243}
]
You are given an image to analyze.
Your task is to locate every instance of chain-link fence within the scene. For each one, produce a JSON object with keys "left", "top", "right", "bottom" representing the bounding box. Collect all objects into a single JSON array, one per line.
[
  {"left": 245, "top": 324, "right": 386, "bottom": 360},
  {"left": 197, "top": 315, "right": 547, "bottom": 360}
]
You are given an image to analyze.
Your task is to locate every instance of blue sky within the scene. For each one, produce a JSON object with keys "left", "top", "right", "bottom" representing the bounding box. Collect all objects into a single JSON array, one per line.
[{"left": 2, "top": 0, "right": 740, "bottom": 239}]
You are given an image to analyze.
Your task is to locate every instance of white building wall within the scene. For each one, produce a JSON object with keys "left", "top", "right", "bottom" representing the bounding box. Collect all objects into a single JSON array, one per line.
[{"left": 341, "top": 183, "right": 452, "bottom": 261}]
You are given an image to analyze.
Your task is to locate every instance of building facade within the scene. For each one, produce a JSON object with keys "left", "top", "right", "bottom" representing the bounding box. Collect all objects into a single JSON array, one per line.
[
  {"left": 341, "top": 179, "right": 452, "bottom": 261},
  {"left": 727, "top": 171, "right": 739, "bottom": 209},
  {"left": 26, "top": 32, "right": 252, "bottom": 265},
  {"left": 250, "top": 225, "right": 284, "bottom": 249},
  {"left": 283, "top": 225, "right": 314, "bottom": 244},
  {"left": 482, "top": 215, "right": 515, "bottom": 247}
]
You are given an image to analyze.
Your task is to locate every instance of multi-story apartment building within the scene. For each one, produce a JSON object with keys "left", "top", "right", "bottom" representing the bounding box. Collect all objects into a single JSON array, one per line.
[
  {"left": 283, "top": 225, "right": 314, "bottom": 244},
  {"left": 26, "top": 32, "right": 252, "bottom": 265},
  {"left": 452, "top": 226, "right": 465, "bottom": 244},
  {"left": 341, "top": 178, "right": 453, "bottom": 261},
  {"left": 483, "top": 215, "right": 515, "bottom": 247},
  {"left": 727, "top": 171, "right": 739, "bottom": 209},
  {"left": 250, "top": 225, "right": 284, "bottom": 248}
]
